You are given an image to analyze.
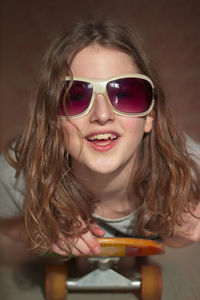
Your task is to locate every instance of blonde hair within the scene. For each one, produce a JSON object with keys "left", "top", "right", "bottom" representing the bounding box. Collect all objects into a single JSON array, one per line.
[{"left": 6, "top": 17, "right": 200, "bottom": 254}]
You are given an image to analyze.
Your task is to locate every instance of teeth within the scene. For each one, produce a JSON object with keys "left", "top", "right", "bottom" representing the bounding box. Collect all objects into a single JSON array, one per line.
[{"left": 88, "top": 133, "right": 117, "bottom": 141}]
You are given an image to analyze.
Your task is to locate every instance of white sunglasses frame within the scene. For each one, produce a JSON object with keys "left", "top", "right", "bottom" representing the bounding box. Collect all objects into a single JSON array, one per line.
[{"left": 59, "top": 73, "right": 156, "bottom": 119}]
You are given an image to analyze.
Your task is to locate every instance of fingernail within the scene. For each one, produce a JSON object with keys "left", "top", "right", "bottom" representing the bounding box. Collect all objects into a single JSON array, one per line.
[{"left": 93, "top": 245, "right": 101, "bottom": 254}]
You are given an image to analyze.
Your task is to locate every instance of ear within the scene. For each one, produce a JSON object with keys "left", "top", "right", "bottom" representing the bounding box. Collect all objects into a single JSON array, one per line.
[{"left": 144, "top": 111, "right": 154, "bottom": 133}]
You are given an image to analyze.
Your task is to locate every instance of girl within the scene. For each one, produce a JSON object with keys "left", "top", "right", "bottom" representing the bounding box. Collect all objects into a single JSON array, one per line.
[{"left": 1, "top": 17, "right": 200, "bottom": 258}]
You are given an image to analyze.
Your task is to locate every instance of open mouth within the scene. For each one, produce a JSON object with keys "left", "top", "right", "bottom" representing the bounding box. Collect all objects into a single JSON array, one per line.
[{"left": 87, "top": 133, "right": 118, "bottom": 145}]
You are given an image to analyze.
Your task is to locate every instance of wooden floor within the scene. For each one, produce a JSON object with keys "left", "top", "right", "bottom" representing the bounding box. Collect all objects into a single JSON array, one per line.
[{"left": 0, "top": 242, "right": 200, "bottom": 300}]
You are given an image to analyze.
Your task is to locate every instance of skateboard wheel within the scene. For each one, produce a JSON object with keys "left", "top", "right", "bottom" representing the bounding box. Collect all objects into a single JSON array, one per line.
[
  {"left": 45, "top": 263, "right": 67, "bottom": 300},
  {"left": 141, "top": 264, "right": 162, "bottom": 300}
]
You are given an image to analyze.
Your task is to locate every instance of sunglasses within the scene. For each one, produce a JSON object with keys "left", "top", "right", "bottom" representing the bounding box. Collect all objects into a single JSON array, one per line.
[{"left": 58, "top": 74, "right": 156, "bottom": 118}]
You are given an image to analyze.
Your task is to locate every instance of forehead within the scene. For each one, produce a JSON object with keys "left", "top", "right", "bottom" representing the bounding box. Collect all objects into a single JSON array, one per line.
[{"left": 70, "top": 44, "right": 139, "bottom": 79}]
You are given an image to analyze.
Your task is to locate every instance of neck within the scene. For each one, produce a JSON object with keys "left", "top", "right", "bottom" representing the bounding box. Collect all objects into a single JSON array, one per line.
[{"left": 72, "top": 160, "right": 139, "bottom": 218}]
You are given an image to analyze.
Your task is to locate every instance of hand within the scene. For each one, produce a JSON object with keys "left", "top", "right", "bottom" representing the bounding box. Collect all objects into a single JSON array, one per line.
[
  {"left": 51, "top": 221, "right": 105, "bottom": 256},
  {"left": 164, "top": 202, "right": 200, "bottom": 248}
]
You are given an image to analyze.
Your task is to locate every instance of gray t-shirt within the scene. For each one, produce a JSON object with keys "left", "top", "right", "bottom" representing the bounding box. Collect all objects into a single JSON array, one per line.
[
  {"left": 93, "top": 212, "right": 137, "bottom": 237},
  {"left": 0, "top": 135, "right": 200, "bottom": 237},
  {"left": 0, "top": 155, "right": 25, "bottom": 218}
]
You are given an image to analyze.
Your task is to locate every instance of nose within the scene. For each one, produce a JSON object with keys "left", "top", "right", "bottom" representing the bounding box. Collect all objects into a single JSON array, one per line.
[{"left": 89, "top": 93, "right": 115, "bottom": 124}]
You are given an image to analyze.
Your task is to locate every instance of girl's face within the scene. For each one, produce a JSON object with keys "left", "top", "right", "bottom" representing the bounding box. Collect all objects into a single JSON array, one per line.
[{"left": 61, "top": 45, "right": 153, "bottom": 176}]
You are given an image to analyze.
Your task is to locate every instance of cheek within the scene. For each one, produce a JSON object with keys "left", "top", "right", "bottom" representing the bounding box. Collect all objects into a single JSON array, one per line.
[
  {"left": 122, "top": 118, "right": 147, "bottom": 151},
  {"left": 61, "top": 121, "right": 80, "bottom": 151},
  {"left": 123, "top": 118, "right": 147, "bottom": 135}
]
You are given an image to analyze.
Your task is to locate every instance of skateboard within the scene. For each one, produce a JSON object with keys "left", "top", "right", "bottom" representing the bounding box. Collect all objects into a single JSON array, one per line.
[{"left": 45, "top": 237, "right": 164, "bottom": 300}]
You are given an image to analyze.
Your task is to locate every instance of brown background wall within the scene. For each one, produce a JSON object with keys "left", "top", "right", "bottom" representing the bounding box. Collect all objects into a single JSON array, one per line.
[{"left": 0, "top": 0, "right": 200, "bottom": 151}]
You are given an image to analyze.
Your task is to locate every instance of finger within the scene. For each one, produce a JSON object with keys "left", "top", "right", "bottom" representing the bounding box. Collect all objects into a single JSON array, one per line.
[
  {"left": 71, "top": 237, "right": 93, "bottom": 255},
  {"left": 56, "top": 237, "right": 91, "bottom": 256},
  {"left": 81, "top": 230, "right": 102, "bottom": 255},
  {"left": 51, "top": 242, "right": 69, "bottom": 256},
  {"left": 89, "top": 222, "right": 105, "bottom": 237},
  {"left": 77, "top": 217, "right": 104, "bottom": 237}
]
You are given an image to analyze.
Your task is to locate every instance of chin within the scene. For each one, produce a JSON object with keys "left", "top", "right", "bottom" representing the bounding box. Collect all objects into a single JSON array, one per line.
[{"left": 88, "top": 163, "right": 120, "bottom": 175}]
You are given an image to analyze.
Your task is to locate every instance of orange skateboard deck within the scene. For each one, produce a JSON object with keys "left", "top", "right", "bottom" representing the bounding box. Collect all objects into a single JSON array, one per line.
[{"left": 95, "top": 237, "right": 164, "bottom": 256}]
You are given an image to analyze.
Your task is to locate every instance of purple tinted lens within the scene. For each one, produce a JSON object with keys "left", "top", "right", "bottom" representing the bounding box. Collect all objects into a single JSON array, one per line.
[
  {"left": 107, "top": 78, "right": 153, "bottom": 114},
  {"left": 59, "top": 80, "right": 92, "bottom": 116}
]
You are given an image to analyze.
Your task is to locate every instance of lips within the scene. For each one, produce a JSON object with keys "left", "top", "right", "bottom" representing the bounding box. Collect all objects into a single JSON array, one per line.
[{"left": 85, "top": 131, "right": 120, "bottom": 152}]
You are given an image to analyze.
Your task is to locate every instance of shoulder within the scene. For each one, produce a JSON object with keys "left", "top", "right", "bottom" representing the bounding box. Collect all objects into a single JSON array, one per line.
[
  {"left": 185, "top": 134, "right": 200, "bottom": 164},
  {"left": 0, "top": 153, "right": 25, "bottom": 218},
  {"left": 0, "top": 153, "right": 18, "bottom": 186}
]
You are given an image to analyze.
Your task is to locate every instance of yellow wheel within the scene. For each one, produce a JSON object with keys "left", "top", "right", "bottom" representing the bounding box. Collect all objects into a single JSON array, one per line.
[
  {"left": 141, "top": 265, "right": 162, "bottom": 300},
  {"left": 45, "top": 263, "right": 67, "bottom": 300}
]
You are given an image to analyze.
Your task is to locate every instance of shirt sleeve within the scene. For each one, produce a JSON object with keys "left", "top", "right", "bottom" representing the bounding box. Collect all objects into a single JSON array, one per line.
[{"left": 0, "top": 155, "right": 25, "bottom": 218}]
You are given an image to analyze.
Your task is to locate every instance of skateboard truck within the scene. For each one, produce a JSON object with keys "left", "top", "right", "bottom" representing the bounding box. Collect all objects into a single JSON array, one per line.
[
  {"left": 45, "top": 237, "right": 164, "bottom": 300},
  {"left": 67, "top": 257, "right": 141, "bottom": 291}
]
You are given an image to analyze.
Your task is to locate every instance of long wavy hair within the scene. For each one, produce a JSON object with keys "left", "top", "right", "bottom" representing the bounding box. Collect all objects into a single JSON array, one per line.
[{"left": 6, "top": 17, "right": 200, "bottom": 254}]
